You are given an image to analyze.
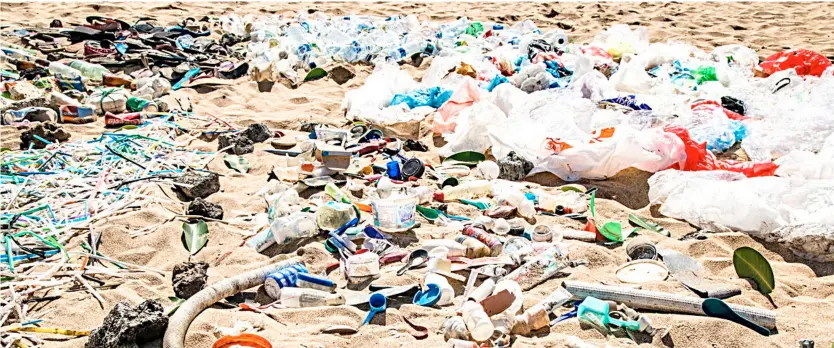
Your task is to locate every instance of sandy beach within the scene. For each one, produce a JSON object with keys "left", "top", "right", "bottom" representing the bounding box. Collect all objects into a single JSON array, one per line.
[{"left": 1, "top": 2, "right": 833, "bottom": 348}]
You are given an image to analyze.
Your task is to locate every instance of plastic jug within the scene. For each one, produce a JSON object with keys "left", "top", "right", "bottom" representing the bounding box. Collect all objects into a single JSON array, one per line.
[
  {"left": 577, "top": 297, "right": 640, "bottom": 331},
  {"left": 461, "top": 301, "right": 494, "bottom": 342}
]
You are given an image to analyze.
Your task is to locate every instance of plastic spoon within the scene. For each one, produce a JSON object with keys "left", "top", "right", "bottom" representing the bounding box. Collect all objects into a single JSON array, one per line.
[
  {"left": 702, "top": 298, "right": 771, "bottom": 336},
  {"left": 416, "top": 205, "right": 439, "bottom": 221},
  {"left": 362, "top": 292, "right": 387, "bottom": 326},
  {"left": 397, "top": 249, "right": 429, "bottom": 276}
]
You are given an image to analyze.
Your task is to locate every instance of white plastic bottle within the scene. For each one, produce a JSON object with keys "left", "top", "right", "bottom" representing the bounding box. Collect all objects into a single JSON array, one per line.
[
  {"left": 68, "top": 60, "right": 110, "bottom": 82},
  {"left": 425, "top": 272, "right": 454, "bottom": 306},
  {"left": 461, "top": 301, "right": 494, "bottom": 342},
  {"left": 279, "top": 287, "right": 344, "bottom": 308},
  {"left": 48, "top": 61, "right": 82, "bottom": 78},
  {"left": 434, "top": 180, "right": 492, "bottom": 202}
]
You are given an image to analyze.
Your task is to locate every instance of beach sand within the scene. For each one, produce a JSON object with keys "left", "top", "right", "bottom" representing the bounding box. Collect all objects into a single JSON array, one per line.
[{"left": 1, "top": 2, "right": 833, "bottom": 347}]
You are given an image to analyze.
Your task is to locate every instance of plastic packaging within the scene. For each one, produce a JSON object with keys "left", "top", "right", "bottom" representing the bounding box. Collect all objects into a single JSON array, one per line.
[
  {"left": 86, "top": 88, "right": 129, "bottom": 115},
  {"left": 461, "top": 301, "right": 494, "bottom": 342},
  {"left": 475, "top": 161, "right": 500, "bottom": 180},
  {"left": 441, "top": 316, "right": 470, "bottom": 340},
  {"left": 369, "top": 187, "right": 418, "bottom": 232}
]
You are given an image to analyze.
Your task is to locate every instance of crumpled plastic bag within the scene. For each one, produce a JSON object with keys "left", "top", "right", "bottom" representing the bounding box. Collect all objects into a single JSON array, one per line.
[
  {"left": 774, "top": 132, "right": 834, "bottom": 179},
  {"left": 649, "top": 169, "right": 834, "bottom": 239},
  {"left": 342, "top": 64, "right": 419, "bottom": 121},
  {"left": 758, "top": 49, "right": 833, "bottom": 77},
  {"left": 438, "top": 101, "right": 506, "bottom": 157},
  {"left": 664, "top": 125, "right": 778, "bottom": 177},
  {"left": 509, "top": 64, "right": 553, "bottom": 93},
  {"left": 390, "top": 86, "right": 453, "bottom": 109},
  {"left": 434, "top": 78, "right": 482, "bottom": 134},
  {"left": 531, "top": 127, "right": 686, "bottom": 181},
  {"left": 609, "top": 54, "right": 654, "bottom": 94}
]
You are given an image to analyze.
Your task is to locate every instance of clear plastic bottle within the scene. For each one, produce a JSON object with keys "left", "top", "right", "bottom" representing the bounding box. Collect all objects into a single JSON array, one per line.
[
  {"left": 68, "top": 60, "right": 110, "bottom": 82},
  {"left": 441, "top": 316, "right": 469, "bottom": 340},
  {"left": 434, "top": 180, "right": 492, "bottom": 202},
  {"left": 279, "top": 287, "right": 345, "bottom": 308},
  {"left": 271, "top": 212, "right": 317, "bottom": 244},
  {"left": 48, "top": 61, "right": 82, "bottom": 78},
  {"left": 461, "top": 301, "right": 494, "bottom": 342}
]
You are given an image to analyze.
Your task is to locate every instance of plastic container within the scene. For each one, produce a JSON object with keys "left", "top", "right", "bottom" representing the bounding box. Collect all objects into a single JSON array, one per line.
[
  {"left": 492, "top": 218, "right": 510, "bottom": 235},
  {"left": 461, "top": 301, "right": 494, "bottom": 342},
  {"left": 315, "top": 201, "right": 356, "bottom": 231},
  {"left": 511, "top": 304, "right": 550, "bottom": 334},
  {"left": 86, "top": 88, "right": 129, "bottom": 115},
  {"left": 271, "top": 212, "right": 317, "bottom": 244},
  {"left": 346, "top": 251, "right": 380, "bottom": 281},
  {"left": 425, "top": 272, "right": 454, "bottom": 306},
  {"left": 493, "top": 280, "right": 523, "bottom": 315},
  {"left": 455, "top": 236, "right": 491, "bottom": 259},
  {"left": 434, "top": 180, "right": 492, "bottom": 202},
  {"left": 467, "top": 277, "right": 496, "bottom": 302},
  {"left": 369, "top": 188, "right": 418, "bottom": 232}
]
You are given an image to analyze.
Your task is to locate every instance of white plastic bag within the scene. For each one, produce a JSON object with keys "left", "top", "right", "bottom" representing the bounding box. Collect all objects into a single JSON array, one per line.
[{"left": 438, "top": 101, "right": 506, "bottom": 157}]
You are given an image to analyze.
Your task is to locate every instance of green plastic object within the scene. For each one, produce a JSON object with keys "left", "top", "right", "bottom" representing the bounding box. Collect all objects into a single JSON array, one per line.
[
  {"left": 693, "top": 66, "right": 718, "bottom": 85},
  {"left": 459, "top": 198, "right": 490, "bottom": 210},
  {"left": 465, "top": 22, "right": 484, "bottom": 37},
  {"left": 702, "top": 298, "right": 771, "bottom": 336},
  {"left": 578, "top": 297, "right": 640, "bottom": 331},
  {"left": 442, "top": 151, "right": 485, "bottom": 166}
]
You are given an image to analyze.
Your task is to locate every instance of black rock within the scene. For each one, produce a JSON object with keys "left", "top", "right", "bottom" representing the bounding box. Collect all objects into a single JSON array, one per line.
[
  {"left": 218, "top": 133, "right": 254, "bottom": 155},
  {"left": 20, "top": 122, "right": 69, "bottom": 149},
  {"left": 329, "top": 65, "right": 356, "bottom": 85},
  {"left": 85, "top": 300, "right": 168, "bottom": 348},
  {"left": 172, "top": 261, "right": 209, "bottom": 299},
  {"left": 187, "top": 197, "right": 224, "bottom": 219},
  {"left": 497, "top": 151, "right": 534, "bottom": 181},
  {"left": 175, "top": 172, "right": 220, "bottom": 199},
  {"left": 241, "top": 123, "right": 271, "bottom": 143}
]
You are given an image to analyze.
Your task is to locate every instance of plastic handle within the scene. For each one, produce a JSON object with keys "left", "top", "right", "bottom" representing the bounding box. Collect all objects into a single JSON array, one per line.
[
  {"left": 361, "top": 308, "right": 381, "bottom": 326},
  {"left": 608, "top": 317, "right": 641, "bottom": 331}
]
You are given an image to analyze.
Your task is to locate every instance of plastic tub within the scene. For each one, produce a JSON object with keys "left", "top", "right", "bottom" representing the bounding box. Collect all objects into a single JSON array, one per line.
[{"left": 369, "top": 188, "right": 418, "bottom": 232}]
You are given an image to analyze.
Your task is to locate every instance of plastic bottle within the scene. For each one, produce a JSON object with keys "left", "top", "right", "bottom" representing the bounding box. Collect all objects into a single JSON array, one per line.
[
  {"left": 511, "top": 304, "right": 550, "bottom": 334},
  {"left": 494, "top": 189, "right": 535, "bottom": 219},
  {"left": 279, "top": 287, "right": 345, "bottom": 308},
  {"left": 68, "top": 60, "right": 110, "bottom": 82},
  {"left": 271, "top": 212, "right": 317, "bottom": 244},
  {"left": 454, "top": 236, "right": 492, "bottom": 259},
  {"left": 467, "top": 277, "right": 496, "bottom": 302},
  {"left": 461, "top": 225, "right": 503, "bottom": 255},
  {"left": 48, "top": 61, "right": 82, "bottom": 78},
  {"left": 441, "top": 316, "right": 469, "bottom": 340},
  {"left": 425, "top": 272, "right": 454, "bottom": 306},
  {"left": 461, "top": 301, "right": 494, "bottom": 342},
  {"left": 434, "top": 180, "right": 492, "bottom": 202},
  {"left": 422, "top": 239, "right": 467, "bottom": 257}
]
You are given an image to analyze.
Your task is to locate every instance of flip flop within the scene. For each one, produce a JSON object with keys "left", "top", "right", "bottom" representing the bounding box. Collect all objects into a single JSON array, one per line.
[{"left": 396, "top": 249, "right": 429, "bottom": 276}]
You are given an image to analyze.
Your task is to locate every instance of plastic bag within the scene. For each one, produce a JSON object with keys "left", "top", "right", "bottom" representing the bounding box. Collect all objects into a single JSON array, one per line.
[
  {"left": 609, "top": 54, "right": 653, "bottom": 94},
  {"left": 434, "top": 78, "right": 481, "bottom": 134},
  {"left": 663, "top": 125, "right": 777, "bottom": 177},
  {"left": 342, "top": 64, "right": 419, "bottom": 121},
  {"left": 438, "top": 101, "right": 506, "bottom": 157},
  {"left": 774, "top": 133, "right": 834, "bottom": 180},
  {"left": 758, "top": 49, "right": 833, "bottom": 77},
  {"left": 390, "top": 87, "right": 453, "bottom": 109}
]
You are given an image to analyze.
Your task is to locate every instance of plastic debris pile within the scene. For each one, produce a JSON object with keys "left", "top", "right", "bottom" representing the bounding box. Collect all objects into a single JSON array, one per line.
[{"left": 1, "top": 11, "right": 832, "bottom": 348}]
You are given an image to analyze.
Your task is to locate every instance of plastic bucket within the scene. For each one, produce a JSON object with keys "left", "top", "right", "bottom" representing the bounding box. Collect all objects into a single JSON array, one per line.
[{"left": 369, "top": 188, "right": 418, "bottom": 232}]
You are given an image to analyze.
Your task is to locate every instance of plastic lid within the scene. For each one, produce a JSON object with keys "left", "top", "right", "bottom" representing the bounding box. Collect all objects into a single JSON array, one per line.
[
  {"left": 413, "top": 283, "right": 441, "bottom": 307},
  {"left": 401, "top": 158, "right": 425, "bottom": 178}
]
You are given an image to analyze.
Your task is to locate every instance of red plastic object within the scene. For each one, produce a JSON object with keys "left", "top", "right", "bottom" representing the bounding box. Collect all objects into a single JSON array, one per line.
[
  {"left": 758, "top": 49, "right": 832, "bottom": 77},
  {"left": 663, "top": 125, "right": 778, "bottom": 178},
  {"left": 212, "top": 333, "right": 272, "bottom": 348},
  {"left": 691, "top": 100, "right": 747, "bottom": 121}
]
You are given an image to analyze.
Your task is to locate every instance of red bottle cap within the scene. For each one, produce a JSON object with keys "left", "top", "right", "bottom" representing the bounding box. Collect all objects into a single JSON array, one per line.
[{"left": 433, "top": 192, "right": 444, "bottom": 202}]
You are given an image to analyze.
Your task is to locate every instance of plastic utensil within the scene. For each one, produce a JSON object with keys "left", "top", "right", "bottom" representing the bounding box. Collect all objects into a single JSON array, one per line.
[
  {"left": 702, "top": 298, "right": 771, "bottom": 336},
  {"left": 362, "top": 292, "right": 387, "bottom": 326},
  {"left": 459, "top": 198, "right": 490, "bottom": 210},
  {"left": 397, "top": 249, "right": 429, "bottom": 276},
  {"left": 416, "top": 205, "right": 440, "bottom": 221},
  {"left": 577, "top": 297, "right": 640, "bottom": 331},
  {"left": 401, "top": 316, "right": 429, "bottom": 339},
  {"left": 413, "top": 283, "right": 441, "bottom": 306}
]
